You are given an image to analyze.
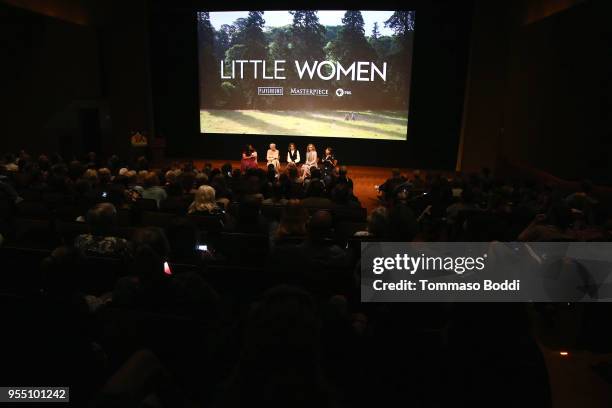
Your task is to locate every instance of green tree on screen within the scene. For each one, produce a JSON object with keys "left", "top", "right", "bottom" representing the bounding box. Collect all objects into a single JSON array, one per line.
[
  {"left": 230, "top": 12, "right": 267, "bottom": 59},
  {"left": 289, "top": 11, "right": 326, "bottom": 61},
  {"left": 371, "top": 22, "right": 380, "bottom": 40},
  {"left": 197, "top": 12, "right": 220, "bottom": 107},
  {"left": 268, "top": 27, "right": 292, "bottom": 61},
  {"left": 326, "top": 11, "right": 377, "bottom": 108},
  {"left": 286, "top": 11, "right": 327, "bottom": 108},
  {"left": 328, "top": 11, "right": 376, "bottom": 63},
  {"left": 384, "top": 11, "right": 415, "bottom": 39},
  {"left": 214, "top": 24, "right": 233, "bottom": 60},
  {"left": 221, "top": 12, "right": 268, "bottom": 108},
  {"left": 384, "top": 11, "right": 415, "bottom": 109}
]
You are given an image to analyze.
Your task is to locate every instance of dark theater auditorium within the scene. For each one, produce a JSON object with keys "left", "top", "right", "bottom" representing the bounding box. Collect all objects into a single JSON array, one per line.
[{"left": 1, "top": 0, "right": 611, "bottom": 406}]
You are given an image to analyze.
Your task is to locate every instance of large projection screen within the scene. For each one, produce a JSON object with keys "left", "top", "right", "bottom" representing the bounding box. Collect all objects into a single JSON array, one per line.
[{"left": 197, "top": 10, "right": 415, "bottom": 141}]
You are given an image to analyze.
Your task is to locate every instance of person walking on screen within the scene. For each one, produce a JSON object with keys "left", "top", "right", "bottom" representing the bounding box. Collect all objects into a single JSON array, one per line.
[
  {"left": 241, "top": 144, "right": 258, "bottom": 172},
  {"left": 267, "top": 143, "right": 280, "bottom": 170},
  {"left": 302, "top": 144, "right": 318, "bottom": 178},
  {"left": 287, "top": 142, "right": 301, "bottom": 165}
]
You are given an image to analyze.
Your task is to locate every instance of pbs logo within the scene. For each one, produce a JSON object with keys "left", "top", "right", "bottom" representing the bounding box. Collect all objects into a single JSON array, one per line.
[{"left": 336, "top": 88, "right": 352, "bottom": 97}]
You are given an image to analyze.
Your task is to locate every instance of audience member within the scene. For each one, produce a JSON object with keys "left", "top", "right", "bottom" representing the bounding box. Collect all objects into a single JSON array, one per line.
[
  {"left": 188, "top": 185, "right": 223, "bottom": 215},
  {"left": 142, "top": 172, "right": 167, "bottom": 207},
  {"left": 518, "top": 202, "right": 577, "bottom": 241},
  {"left": 378, "top": 168, "right": 406, "bottom": 201},
  {"left": 74, "top": 203, "right": 129, "bottom": 258},
  {"left": 1, "top": 147, "right": 604, "bottom": 407},
  {"left": 273, "top": 199, "right": 308, "bottom": 242},
  {"left": 355, "top": 207, "right": 388, "bottom": 238}
]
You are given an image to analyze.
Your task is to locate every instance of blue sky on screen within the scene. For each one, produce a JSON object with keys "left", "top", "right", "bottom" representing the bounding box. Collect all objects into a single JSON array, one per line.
[{"left": 208, "top": 10, "right": 397, "bottom": 37}]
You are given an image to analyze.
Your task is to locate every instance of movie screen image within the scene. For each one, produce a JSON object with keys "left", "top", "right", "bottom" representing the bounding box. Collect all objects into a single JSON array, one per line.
[{"left": 198, "top": 10, "right": 415, "bottom": 141}]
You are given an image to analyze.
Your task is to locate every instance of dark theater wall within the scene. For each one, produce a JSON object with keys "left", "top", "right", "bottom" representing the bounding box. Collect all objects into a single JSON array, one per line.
[
  {"left": 459, "top": 0, "right": 611, "bottom": 184},
  {"left": 0, "top": 0, "right": 154, "bottom": 160},
  {"left": 0, "top": 3, "right": 101, "bottom": 156},
  {"left": 502, "top": 0, "right": 611, "bottom": 183},
  {"left": 97, "top": 0, "right": 155, "bottom": 159}
]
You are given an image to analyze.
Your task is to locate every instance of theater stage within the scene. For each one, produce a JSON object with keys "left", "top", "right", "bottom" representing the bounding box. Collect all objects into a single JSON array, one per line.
[{"left": 178, "top": 159, "right": 440, "bottom": 213}]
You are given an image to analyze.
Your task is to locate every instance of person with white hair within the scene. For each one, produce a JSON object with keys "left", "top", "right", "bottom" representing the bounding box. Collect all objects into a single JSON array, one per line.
[{"left": 267, "top": 143, "right": 280, "bottom": 170}]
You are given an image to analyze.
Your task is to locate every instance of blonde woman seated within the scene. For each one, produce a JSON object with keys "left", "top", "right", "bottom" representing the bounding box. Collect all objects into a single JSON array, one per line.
[
  {"left": 266, "top": 143, "right": 280, "bottom": 170},
  {"left": 188, "top": 185, "right": 224, "bottom": 216},
  {"left": 302, "top": 143, "right": 318, "bottom": 178}
]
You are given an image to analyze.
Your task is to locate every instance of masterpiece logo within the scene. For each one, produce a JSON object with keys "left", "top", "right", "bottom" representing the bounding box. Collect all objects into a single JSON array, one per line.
[
  {"left": 257, "top": 87, "right": 283, "bottom": 96},
  {"left": 290, "top": 88, "right": 329, "bottom": 96}
]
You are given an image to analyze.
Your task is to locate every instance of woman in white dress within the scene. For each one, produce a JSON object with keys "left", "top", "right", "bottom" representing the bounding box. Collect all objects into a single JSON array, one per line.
[
  {"left": 302, "top": 143, "right": 318, "bottom": 178},
  {"left": 266, "top": 143, "right": 280, "bottom": 170}
]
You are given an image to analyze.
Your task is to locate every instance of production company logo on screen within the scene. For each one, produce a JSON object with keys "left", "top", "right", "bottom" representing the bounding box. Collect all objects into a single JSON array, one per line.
[
  {"left": 289, "top": 88, "right": 329, "bottom": 96},
  {"left": 257, "top": 87, "right": 283, "bottom": 96},
  {"left": 198, "top": 10, "right": 415, "bottom": 140}
]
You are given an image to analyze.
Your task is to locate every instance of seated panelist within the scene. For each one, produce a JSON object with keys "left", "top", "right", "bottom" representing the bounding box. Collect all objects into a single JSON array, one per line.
[
  {"left": 267, "top": 143, "right": 280, "bottom": 170},
  {"left": 241, "top": 144, "right": 258, "bottom": 172},
  {"left": 287, "top": 142, "right": 301, "bottom": 165},
  {"left": 322, "top": 147, "right": 337, "bottom": 176},
  {"left": 302, "top": 143, "right": 318, "bottom": 178}
]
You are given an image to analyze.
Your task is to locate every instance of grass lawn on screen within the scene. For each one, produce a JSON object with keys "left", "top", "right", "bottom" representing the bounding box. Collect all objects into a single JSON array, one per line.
[{"left": 200, "top": 109, "right": 408, "bottom": 140}]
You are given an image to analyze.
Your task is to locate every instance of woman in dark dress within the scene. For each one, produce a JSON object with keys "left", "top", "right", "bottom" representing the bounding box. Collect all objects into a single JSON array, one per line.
[{"left": 321, "top": 146, "right": 337, "bottom": 177}]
